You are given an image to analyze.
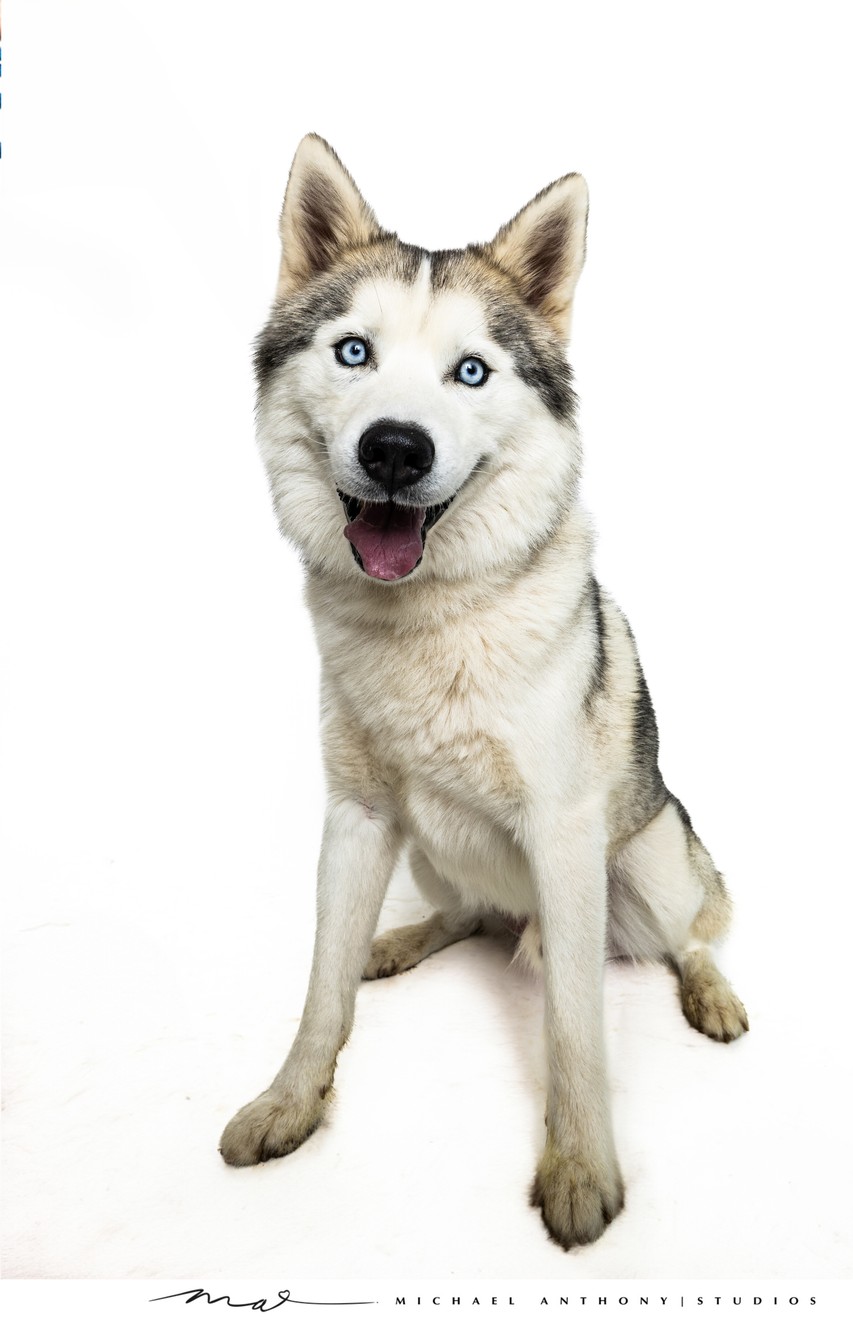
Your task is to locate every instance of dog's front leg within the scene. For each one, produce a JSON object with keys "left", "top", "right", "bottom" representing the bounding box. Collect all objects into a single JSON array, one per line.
[
  {"left": 219, "top": 796, "right": 400, "bottom": 1166},
  {"left": 526, "top": 799, "right": 624, "bottom": 1248}
]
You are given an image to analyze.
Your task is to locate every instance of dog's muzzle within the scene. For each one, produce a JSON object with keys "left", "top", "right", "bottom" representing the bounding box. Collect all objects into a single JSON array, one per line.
[{"left": 335, "top": 419, "right": 450, "bottom": 582}]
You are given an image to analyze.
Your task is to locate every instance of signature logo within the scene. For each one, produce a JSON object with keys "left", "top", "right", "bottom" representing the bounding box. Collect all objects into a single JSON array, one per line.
[{"left": 150, "top": 1288, "right": 376, "bottom": 1311}]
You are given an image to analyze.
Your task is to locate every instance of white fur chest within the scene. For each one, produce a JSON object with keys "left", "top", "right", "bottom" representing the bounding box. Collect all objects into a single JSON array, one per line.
[
  {"left": 323, "top": 600, "right": 525, "bottom": 807},
  {"left": 310, "top": 563, "right": 595, "bottom": 913}
]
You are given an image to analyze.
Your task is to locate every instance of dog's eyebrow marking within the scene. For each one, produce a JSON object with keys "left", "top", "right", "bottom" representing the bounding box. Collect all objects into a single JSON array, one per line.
[
  {"left": 485, "top": 300, "right": 576, "bottom": 421},
  {"left": 255, "top": 275, "right": 356, "bottom": 386},
  {"left": 255, "top": 244, "right": 427, "bottom": 388},
  {"left": 428, "top": 249, "right": 576, "bottom": 421}
]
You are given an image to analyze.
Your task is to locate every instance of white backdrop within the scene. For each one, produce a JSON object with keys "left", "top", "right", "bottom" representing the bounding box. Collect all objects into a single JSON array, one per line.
[{"left": 2, "top": 0, "right": 852, "bottom": 1303}]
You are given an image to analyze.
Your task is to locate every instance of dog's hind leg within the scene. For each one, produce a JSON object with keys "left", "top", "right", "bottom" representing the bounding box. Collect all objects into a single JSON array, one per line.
[
  {"left": 608, "top": 796, "right": 748, "bottom": 1043},
  {"left": 364, "top": 911, "right": 484, "bottom": 979},
  {"left": 363, "top": 847, "right": 483, "bottom": 979}
]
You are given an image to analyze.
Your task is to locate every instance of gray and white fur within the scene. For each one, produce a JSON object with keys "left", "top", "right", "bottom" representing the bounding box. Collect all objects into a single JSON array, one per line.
[{"left": 219, "top": 135, "right": 748, "bottom": 1250}]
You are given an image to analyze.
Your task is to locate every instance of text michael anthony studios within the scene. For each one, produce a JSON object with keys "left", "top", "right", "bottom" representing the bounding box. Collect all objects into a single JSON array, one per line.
[{"left": 147, "top": 1284, "right": 821, "bottom": 1314}]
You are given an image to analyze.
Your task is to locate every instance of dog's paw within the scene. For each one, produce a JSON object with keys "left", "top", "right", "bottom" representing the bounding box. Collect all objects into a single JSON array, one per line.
[
  {"left": 681, "top": 967, "right": 749, "bottom": 1043},
  {"left": 363, "top": 914, "right": 482, "bottom": 979},
  {"left": 531, "top": 1148, "right": 625, "bottom": 1250},
  {"left": 363, "top": 931, "right": 414, "bottom": 979},
  {"left": 219, "top": 1088, "right": 326, "bottom": 1167},
  {"left": 363, "top": 923, "right": 431, "bottom": 979}
]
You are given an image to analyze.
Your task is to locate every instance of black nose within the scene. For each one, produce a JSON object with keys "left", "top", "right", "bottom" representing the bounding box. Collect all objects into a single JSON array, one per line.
[{"left": 357, "top": 421, "right": 435, "bottom": 497}]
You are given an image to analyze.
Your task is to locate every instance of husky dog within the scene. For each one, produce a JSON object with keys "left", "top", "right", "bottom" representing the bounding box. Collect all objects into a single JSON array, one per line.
[{"left": 219, "top": 135, "right": 748, "bottom": 1249}]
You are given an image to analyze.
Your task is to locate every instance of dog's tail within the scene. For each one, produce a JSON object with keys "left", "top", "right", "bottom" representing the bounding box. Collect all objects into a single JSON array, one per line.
[{"left": 511, "top": 917, "right": 543, "bottom": 975}]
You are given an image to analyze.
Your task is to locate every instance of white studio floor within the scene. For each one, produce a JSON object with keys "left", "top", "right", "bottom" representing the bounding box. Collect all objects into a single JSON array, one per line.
[{"left": 3, "top": 842, "right": 850, "bottom": 1281}]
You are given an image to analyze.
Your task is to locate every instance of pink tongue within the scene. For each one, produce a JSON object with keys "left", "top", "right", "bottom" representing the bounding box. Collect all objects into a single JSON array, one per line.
[{"left": 344, "top": 502, "right": 426, "bottom": 581}]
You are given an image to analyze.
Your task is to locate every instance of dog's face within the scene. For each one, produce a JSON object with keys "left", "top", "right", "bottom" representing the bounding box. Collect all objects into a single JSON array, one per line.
[{"left": 256, "top": 136, "right": 589, "bottom": 584}]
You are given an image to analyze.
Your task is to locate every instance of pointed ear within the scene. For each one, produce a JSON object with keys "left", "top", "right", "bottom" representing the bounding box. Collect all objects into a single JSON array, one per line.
[
  {"left": 486, "top": 173, "right": 589, "bottom": 340},
  {"left": 277, "top": 135, "right": 384, "bottom": 296}
]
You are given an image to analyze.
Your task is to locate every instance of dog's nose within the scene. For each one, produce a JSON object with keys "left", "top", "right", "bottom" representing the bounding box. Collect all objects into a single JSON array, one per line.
[{"left": 357, "top": 421, "right": 435, "bottom": 497}]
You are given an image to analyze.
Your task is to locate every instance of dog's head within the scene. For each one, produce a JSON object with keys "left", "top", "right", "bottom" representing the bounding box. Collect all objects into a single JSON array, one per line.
[{"left": 256, "top": 135, "right": 588, "bottom": 584}]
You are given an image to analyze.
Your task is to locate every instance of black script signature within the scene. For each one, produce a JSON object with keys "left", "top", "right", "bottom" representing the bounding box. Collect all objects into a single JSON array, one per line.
[{"left": 150, "top": 1288, "right": 376, "bottom": 1311}]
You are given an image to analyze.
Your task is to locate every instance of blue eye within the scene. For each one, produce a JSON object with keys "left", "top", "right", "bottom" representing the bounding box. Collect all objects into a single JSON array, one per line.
[
  {"left": 455, "top": 356, "right": 489, "bottom": 387},
  {"left": 335, "top": 337, "right": 370, "bottom": 367}
]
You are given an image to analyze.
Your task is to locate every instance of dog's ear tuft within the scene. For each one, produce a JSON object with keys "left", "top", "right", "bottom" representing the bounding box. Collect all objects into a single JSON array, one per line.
[
  {"left": 486, "top": 174, "right": 589, "bottom": 340},
  {"left": 277, "top": 135, "right": 384, "bottom": 296}
]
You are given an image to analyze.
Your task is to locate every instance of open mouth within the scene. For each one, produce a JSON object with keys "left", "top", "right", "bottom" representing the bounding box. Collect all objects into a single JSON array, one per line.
[{"left": 337, "top": 491, "right": 454, "bottom": 581}]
